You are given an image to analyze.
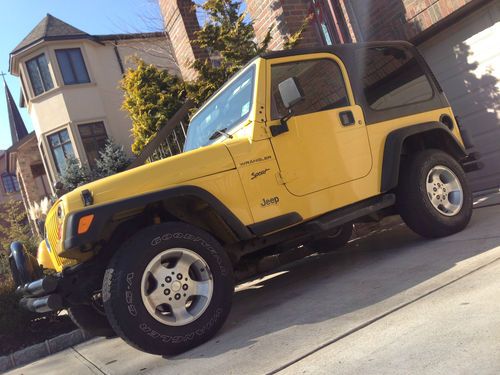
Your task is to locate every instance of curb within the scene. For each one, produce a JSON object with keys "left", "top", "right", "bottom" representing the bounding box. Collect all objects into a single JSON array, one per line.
[{"left": 0, "top": 329, "right": 92, "bottom": 373}]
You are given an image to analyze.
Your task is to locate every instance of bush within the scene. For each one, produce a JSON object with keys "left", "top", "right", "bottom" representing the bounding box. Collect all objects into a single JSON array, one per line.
[
  {"left": 59, "top": 139, "right": 131, "bottom": 192},
  {"left": 0, "top": 199, "right": 38, "bottom": 255},
  {"left": 0, "top": 277, "right": 36, "bottom": 337}
]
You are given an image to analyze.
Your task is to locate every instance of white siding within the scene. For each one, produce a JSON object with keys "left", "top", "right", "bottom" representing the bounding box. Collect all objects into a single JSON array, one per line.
[{"left": 419, "top": 1, "right": 500, "bottom": 192}]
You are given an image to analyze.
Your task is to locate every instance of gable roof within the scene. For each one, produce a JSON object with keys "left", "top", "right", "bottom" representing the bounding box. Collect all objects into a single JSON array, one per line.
[{"left": 11, "top": 14, "right": 90, "bottom": 56}]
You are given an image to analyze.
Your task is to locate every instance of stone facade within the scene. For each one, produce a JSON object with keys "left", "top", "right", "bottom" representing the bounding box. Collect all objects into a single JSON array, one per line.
[
  {"left": 14, "top": 136, "right": 50, "bottom": 208},
  {"left": 246, "top": 0, "right": 321, "bottom": 50},
  {"left": 159, "top": 0, "right": 208, "bottom": 80},
  {"left": 343, "top": 0, "right": 477, "bottom": 42},
  {"left": 162, "top": 0, "right": 482, "bottom": 65}
]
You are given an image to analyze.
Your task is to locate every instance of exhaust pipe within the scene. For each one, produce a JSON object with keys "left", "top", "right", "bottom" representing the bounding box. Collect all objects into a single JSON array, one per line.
[
  {"left": 20, "top": 294, "right": 63, "bottom": 313},
  {"left": 16, "top": 275, "right": 59, "bottom": 297}
]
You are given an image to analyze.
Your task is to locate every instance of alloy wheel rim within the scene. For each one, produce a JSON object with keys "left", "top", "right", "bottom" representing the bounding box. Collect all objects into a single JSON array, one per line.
[
  {"left": 425, "top": 165, "right": 463, "bottom": 217},
  {"left": 140, "top": 248, "right": 214, "bottom": 326}
]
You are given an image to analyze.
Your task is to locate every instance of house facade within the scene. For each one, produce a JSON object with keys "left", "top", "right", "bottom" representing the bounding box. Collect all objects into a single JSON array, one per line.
[
  {"left": 160, "top": 0, "right": 499, "bottom": 192},
  {"left": 9, "top": 14, "right": 181, "bottom": 193}
]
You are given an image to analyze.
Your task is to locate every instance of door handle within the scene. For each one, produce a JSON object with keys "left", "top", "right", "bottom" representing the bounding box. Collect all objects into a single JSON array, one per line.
[{"left": 339, "top": 111, "right": 355, "bottom": 126}]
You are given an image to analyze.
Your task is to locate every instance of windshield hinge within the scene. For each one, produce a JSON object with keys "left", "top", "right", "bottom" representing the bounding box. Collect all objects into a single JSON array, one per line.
[{"left": 276, "top": 171, "right": 297, "bottom": 185}]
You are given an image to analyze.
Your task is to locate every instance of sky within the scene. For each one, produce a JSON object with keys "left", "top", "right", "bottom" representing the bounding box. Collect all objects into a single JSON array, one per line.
[{"left": 0, "top": 0, "right": 165, "bottom": 150}]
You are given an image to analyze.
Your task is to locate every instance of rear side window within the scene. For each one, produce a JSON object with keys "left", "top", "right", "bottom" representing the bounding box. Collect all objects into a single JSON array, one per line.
[
  {"left": 271, "top": 59, "right": 349, "bottom": 120},
  {"left": 360, "top": 47, "right": 433, "bottom": 110}
]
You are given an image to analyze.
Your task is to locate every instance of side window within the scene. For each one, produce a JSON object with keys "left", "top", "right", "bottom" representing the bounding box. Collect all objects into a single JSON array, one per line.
[
  {"left": 26, "top": 54, "right": 54, "bottom": 96},
  {"left": 47, "top": 129, "right": 75, "bottom": 173},
  {"left": 360, "top": 47, "right": 433, "bottom": 110},
  {"left": 1, "top": 173, "right": 20, "bottom": 194},
  {"left": 55, "top": 48, "right": 90, "bottom": 85},
  {"left": 78, "top": 122, "right": 108, "bottom": 167},
  {"left": 271, "top": 59, "right": 349, "bottom": 120}
]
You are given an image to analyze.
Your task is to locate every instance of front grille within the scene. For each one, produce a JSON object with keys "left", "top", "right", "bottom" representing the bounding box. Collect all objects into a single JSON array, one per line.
[{"left": 45, "top": 203, "right": 76, "bottom": 268}]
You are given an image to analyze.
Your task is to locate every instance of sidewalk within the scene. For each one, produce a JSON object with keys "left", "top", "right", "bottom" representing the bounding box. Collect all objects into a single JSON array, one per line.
[{"left": 4, "top": 199, "right": 500, "bottom": 375}]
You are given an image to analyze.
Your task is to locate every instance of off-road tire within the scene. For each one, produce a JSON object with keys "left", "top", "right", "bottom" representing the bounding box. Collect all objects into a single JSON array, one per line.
[
  {"left": 308, "top": 223, "right": 353, "bottom": 253},
  {"left": 102, "top": 222, "right": 234, "bottom": 356},
  {"left": 68, "top": 303, "right": 115, "bottom": 337},
  {"left": 397, "top": 149, "right": 472, "bottom": 238}
]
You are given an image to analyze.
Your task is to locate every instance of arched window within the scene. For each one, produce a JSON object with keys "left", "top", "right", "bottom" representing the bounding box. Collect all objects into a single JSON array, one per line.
[{"left": 1, "top": 173, "right": 20, "bottom": 193}]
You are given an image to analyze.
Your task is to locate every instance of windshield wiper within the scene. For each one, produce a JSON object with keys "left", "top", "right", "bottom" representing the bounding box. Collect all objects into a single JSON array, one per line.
[{"left": 208, "top": 128, "right": 234, "bottom": 141}]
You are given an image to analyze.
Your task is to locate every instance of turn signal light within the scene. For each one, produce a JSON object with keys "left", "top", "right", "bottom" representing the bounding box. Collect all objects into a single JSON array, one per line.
[{"left": 77, "top": 214, "right": 94, "bottom": 234}]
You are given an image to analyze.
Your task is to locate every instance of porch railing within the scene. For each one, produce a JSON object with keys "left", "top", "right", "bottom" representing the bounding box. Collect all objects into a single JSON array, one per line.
[{"left": 127, "top": 100, "right": 196, "bottom": 170}]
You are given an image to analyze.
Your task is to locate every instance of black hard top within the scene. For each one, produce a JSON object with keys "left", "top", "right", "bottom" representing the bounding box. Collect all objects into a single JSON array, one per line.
[{"left": 260, "top": 41, "right": 415, "bottom": 60}]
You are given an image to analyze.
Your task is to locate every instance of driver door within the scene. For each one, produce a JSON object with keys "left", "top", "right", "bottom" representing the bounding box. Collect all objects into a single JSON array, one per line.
[{"left": 266, "top": 53, "right": 372, "bottom": 197}]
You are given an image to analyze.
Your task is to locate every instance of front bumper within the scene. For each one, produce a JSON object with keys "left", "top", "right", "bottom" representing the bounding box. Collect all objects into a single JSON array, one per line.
[
  {"left": 9, "top": 241, "right": 102, "bottom": 313},
  {"left": 8, "top": 241, "right": 63, "bottom": 313},
  {"left": 461, "top": 152, "right": 483, "bottom": 173}
]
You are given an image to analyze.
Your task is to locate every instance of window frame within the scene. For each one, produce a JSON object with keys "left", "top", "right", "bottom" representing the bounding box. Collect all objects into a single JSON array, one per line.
[
  {"left": 47, "top": 128, "right": 75, "bottom": 173},
  {"left": 269, "top": 57, "right": 350, "bottom": 120},
  {"left": 184, "top": 64, "right": 256, "bottom": 151},
  {"left": 77, "top": 121, "right": 108, "bottom": 167},
  {"left": 359, "top": 46, "right": 435, "bottom": 112},
  {"left": 55, "top": 48, "right": 91, "bottom": 85},
  {"left": 25, "top": 53, "right": 54, "bottom": 97},
  {"left": 1, "top": 173, "right": 20, "bottom": 194}
]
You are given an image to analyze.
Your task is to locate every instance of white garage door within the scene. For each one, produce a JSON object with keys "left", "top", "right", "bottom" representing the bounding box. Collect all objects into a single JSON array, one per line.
[{"left": 419, "top": 1, "right": 500, "bottom": 192}]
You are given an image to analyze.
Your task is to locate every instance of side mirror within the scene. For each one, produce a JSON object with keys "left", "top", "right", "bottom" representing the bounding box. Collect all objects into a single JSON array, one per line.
[
  {"left": 278, "top": 77, "right": 304, "bottom": 109},
  {"left": 270, "top": 77, "right": 304, "bottom": 137}
]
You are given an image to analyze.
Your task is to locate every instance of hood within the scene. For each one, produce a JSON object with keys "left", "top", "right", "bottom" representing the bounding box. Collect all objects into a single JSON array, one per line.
[{"left": 63, "top": 143, "right": 235, "bottom": 210}]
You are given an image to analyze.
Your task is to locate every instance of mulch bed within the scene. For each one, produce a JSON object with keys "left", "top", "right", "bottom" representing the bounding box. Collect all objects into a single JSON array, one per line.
[{"left": 0, "top": 313, "right": 76, "bottom": 357}]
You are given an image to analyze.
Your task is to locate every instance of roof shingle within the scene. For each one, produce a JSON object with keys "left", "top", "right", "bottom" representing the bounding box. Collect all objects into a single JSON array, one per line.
[{"left": 11, "top": 13, "right": 90, "bottom": 55}]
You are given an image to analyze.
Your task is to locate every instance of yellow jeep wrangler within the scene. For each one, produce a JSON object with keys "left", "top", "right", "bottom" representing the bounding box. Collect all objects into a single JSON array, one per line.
[{"left": 10, "top": 41, "right": 480, "bottom": 355}]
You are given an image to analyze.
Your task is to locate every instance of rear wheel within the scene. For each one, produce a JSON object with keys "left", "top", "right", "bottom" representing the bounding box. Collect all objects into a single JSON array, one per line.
[
  {"left": 102, "top": 222, "right": 233, "bottom": 356},
  {"left": 397, "top": 149, "right": 472, "bottom": 238}
]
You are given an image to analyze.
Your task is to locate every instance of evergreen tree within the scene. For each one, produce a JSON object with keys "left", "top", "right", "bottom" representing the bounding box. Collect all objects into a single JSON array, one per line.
[
  {"left": 186, "top": 0, "right": 272, "bottom": 105},
  {"left": 187, "top": 0, "right": 309, "bottom": 106},
  {"left": 121, "top": 59, "right": 186, "bottom": 155},
  {"left": 59, "top": 156, "right": 93, "bottom": 192},
  {"left": 95, "top": 139, "right": 131, "bottom": 178},
  {"left": 0, "top": 199, "right": 37, "bottom": 254}
]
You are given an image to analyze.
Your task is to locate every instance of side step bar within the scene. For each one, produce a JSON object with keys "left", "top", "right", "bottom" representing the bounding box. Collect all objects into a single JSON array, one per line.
[{"left": 305, "top": 193, "right": 396, "bottom": 233}]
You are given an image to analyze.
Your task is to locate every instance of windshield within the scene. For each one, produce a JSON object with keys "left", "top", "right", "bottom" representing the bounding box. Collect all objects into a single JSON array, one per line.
[{"left": 183, "top": 65, "right": 256, "bottom": 151}]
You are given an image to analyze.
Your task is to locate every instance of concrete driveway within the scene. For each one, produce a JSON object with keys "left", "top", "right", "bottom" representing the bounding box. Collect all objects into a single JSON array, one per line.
[{"left": 7, "top": 196, "right": 500, "bottom": 375}]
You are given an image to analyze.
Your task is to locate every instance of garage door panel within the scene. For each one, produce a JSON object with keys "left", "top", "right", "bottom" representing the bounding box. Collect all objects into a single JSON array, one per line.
[{"left": 420, "top": 1, "right": 500, "bottom": 192}]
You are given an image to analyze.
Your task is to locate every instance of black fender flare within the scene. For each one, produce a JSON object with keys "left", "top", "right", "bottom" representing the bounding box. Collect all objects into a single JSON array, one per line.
[
  {"left": 381, "top": 122, "right": 467, "bottom": 193},
  {"left": 63, "top": 185, "right": 254, "bottom": 253}
]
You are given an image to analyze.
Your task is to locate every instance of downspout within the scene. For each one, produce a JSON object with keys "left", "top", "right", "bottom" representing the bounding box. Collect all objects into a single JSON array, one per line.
[{"left": 113, "top": 42, "right": 125, "bottom": 75}]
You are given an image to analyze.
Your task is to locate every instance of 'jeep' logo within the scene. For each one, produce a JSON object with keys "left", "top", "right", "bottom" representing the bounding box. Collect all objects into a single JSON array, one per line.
[
  {"left": 251, "top": 168, "right": 270, "bottom": 180},
  {"left": 261, "top": 196, "right": 280, "bottom": 207}
]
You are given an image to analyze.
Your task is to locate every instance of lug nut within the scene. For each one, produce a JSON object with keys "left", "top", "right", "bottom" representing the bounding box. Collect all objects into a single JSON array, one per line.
[
  {"left": 175, "top": 293, "right": 181, "bottom": 300},
  {"left": 166, "top": 276, "right": 172, "bottom": 283},
  {"left": 164, "top": 289, "right": 171, "bottom": 295},
  {"left": 177, "top": 273, "right": 183, "bottom": 280},
  {"left": 182, "top": 284, "right": 188, "bottom": 290}
]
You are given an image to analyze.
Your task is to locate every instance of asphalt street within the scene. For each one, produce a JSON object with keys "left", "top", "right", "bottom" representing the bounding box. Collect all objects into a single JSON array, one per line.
[{"left": 5, "top": 193, "right": 500, "bottom": 375}]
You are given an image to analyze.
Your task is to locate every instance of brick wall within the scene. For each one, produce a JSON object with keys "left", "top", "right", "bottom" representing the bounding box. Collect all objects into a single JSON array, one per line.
[
  {"left": 15, "top": 138, "right": 47, "bottom": 207},
  {"left": 159, "top": 0, "right": 208, "bottom": 80},
  {"left": 345, "top": 0, "right": 476, "bottom": 42},
  {"left": 247, "top": 0, "right": 321, "bottom": 50}
]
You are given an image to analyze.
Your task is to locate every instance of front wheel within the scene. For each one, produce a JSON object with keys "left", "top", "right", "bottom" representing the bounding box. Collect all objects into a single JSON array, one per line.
[
  {"left": 102, "top": 222, "right": 234, "bottom": 356},
  {"left": 397, "top": 149, "right": 472, "bottom": 238}
]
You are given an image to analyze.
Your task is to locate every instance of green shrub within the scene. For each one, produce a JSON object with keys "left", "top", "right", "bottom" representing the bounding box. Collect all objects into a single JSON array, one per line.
[{"left": 0, "top": 277, "right": 36, "bottom": 337}]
